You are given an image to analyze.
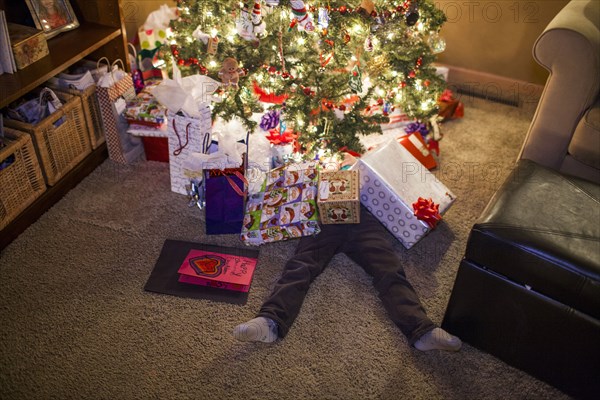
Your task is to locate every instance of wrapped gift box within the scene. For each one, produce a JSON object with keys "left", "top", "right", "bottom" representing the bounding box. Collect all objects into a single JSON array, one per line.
[
  {"left": 351, "top": 139, "right": 456, "bottom": 249},
  {"left": 177, "top": 248, "right": 257, "bottom": 292},
  {"left": 397, "top": 133, "right": 437, "bottom": 170},
  {"left": 124, "top": 82, "right": 167, "bottom": 128},
  {"left": 241, "top": 161, "right": 321, "bottom": 246},
  {"left": 7, "top": 23, "right": 49, "bottom": 70},
  {"left": 317, "top": 170, "right": 360, "bottom": 224}
]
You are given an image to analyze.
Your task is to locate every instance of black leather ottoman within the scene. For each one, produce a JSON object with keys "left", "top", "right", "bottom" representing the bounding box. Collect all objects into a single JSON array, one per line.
[{"left": 442, "top": 159, "right": 600, "bottom": 400}]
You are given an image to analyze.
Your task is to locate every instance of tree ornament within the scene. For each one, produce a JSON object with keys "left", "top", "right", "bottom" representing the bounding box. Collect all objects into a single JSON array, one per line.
[
  {"left": 364, "top": 35, "right": 374, "bottom": 52},
  {"left": 318, "top": 7, "right": 330, "bottom": 29},
  {"left": 207, "top": 36, "right": 219, "bottom": 55},
  {"left": 219, "top": 57, "right": 246, "bottom": 89},
  {"left": 428, "top": 31, "right": 446, "bottom": 53},
  {"left": 290, "top": 0, "right": 314, "bottom": 32},
  {"left": 237, "top": 3, "right": 255, "bottom": 40},
  {"left": 237, "top": 2, "right": 264, "bottom": 41},
  {"left": 343, "top": 30, "right": 351, "bottom": 44},
  {"left": 251, "top": 0, "right": 266, "bottom": 38},
  {"left": 405, "top": 1, "right": 420, "bottom": 26},
  {"left": 359, "top": 0, "right": 375, "bottom": 15},
  {"left": 192, "top": 26, "right": 210, "bottom": 44},
  {"left": 349, "top": 65, "right": 363, "bottom": 93}
]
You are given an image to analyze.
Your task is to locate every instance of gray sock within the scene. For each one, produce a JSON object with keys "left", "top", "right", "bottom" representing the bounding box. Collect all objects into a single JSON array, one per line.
[
  {"left": 414, "top": 327, "right": 462, "bottom": 352},
  {"left": 233, "top": 317, "right": 278, "bottom": 343}
]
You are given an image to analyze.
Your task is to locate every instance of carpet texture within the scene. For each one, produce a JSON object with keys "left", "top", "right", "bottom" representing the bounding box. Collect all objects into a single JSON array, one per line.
[{"left": 0, "top": 98, "right": 572, "bottom": 399}]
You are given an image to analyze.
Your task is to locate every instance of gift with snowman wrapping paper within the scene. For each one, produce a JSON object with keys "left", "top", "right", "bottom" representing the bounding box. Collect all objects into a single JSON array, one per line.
[{"left": 240, "top": 161, "right": 321, "bottom": 246}]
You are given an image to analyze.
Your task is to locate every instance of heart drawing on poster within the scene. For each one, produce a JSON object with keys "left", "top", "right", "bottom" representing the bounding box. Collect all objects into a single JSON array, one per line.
[{"left": 189, "top": 255, "right": 226, "bottom": 277}]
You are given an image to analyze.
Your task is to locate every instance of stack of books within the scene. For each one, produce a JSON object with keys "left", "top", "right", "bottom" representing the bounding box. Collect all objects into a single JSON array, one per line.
[{"left": 0, "top": 10, "right": 17, "bottom": 75}]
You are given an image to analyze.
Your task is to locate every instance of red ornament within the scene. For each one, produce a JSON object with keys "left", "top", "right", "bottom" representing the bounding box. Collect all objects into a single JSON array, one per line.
[
  {"left": 424, "top": 80, "right": 430, "bottom": 87},
  {"left": 408, "top": 70, "right": 416, "bottom": 78},
  {"left": 177, "top": 58, "right": 185, "bottom": 66},
  {"left": 339, "top": 5, "right": 347, "bottom": 14},
  {"left": 338, "top": 104, "right": 346, "bottom": 111}
]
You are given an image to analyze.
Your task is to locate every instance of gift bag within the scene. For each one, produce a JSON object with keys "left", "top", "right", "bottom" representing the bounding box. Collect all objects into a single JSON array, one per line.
[
  {"left": 137, "top": 5, "right": 176, "bottom": 51},
  {"left": 167, "top": 109, "right": 212, "bottom": 194},
  {"left": 95, "top": 58, "right": 144, "bottom": 164},
  {"left": 204, "top": 165, "right": 248, "bottom": 235}
]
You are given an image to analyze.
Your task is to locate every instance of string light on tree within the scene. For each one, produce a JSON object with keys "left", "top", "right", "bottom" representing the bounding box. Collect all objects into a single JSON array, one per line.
[{"left": 165, "top": 0, "right": 448, "bottom": 152}]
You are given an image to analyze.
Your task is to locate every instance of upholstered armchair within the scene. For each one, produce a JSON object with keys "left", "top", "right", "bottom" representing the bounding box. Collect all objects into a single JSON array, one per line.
[
  {"left": 519, "top": 0, "right": 600, "bottom": 183},
  {"left": 442, "top": 2, "right": 600, "bottom": 399}
]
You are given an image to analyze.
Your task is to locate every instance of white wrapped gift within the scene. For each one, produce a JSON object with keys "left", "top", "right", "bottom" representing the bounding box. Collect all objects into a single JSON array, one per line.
[{"left": 351, "top": 139, "right": 456, "bottom": 249}]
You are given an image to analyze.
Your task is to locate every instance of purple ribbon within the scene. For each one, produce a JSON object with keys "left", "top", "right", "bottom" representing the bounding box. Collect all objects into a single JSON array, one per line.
[
  {"left": 405, "top": 121, "right": 429, "bottom": 138},
  {"left": 260, "top": 110, "right": 281, "bottom": 131}
]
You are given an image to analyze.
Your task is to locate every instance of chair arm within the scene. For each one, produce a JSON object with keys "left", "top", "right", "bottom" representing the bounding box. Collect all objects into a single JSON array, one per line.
[{"left": 519, "top": 0, "right": 600, "bottom": 170}]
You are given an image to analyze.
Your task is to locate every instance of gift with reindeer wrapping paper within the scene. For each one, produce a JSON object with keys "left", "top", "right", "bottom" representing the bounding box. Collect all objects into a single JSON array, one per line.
[
  {"left": 317, "top": 170, "right": 361, "bottom": 224},
  {"left": 350, "top": 138, "right": 456, "bottom": 249},
  {"left": 240, "top": 161, "right": 321, "bottom": 246}
]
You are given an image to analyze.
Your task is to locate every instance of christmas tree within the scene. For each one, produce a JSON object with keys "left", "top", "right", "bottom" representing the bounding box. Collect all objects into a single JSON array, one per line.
[{"left": 165, "top": 0, "right": 447, "bottom": 154}]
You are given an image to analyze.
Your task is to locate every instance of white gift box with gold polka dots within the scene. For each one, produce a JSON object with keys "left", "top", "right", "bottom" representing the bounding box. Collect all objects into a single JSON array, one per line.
[{"left": 351, "top": 139, "right": 456, "bottom": 249}]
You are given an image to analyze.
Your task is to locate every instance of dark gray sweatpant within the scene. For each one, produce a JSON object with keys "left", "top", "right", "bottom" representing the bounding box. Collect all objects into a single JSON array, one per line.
[{"left": 258, "top": 207, "right": 436, "bottom": 345}]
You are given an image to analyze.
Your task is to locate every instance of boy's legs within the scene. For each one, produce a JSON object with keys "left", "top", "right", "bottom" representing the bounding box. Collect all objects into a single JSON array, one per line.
[
  {"left": 237, "top": 224, "right": 347, "bottom": 340},
  {"left": 341, "top": 207, "right": 437, "bottom": 345}
]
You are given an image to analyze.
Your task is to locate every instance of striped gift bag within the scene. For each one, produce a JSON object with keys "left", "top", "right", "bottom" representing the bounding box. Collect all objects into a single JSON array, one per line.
[{"left": 95, "top": 59, "right": 144, "bottom": 164}]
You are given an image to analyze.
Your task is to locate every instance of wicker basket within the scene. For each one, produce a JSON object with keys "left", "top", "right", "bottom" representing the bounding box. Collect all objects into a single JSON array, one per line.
[
  {"left": 5, "top": 91, "right": 92, "bottom": 186},
  {"left": 0, "top": 128, "right": 46, "bottom": 231},
  {"left": 48, "top": 83, "right": 105, "bottom": 149}
]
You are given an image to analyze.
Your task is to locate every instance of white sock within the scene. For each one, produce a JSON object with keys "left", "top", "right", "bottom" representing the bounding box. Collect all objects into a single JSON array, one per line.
[
  {"left": 414, "top": 327, "right": 462, "bottom": 352},
  {"left": 233, "top": 317, "right": 278, "bottom": 343}
]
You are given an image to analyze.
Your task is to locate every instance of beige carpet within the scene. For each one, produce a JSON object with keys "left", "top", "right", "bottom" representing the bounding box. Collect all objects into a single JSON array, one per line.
[{"left": 0, "top": 97, "right": 572, "bottom": 399}]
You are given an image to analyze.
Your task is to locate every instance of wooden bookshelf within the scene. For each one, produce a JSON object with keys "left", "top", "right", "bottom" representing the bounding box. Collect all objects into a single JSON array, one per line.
[{"left": 0, "top": 0, "right": 129, "bottom": 250}]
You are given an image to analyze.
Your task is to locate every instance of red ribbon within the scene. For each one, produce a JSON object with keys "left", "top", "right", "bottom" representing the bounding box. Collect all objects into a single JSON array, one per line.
[
  {"left": 412, "top": 197, "right": 442, "bottom": 228},
  {"left": 439, "top": 89, "right": 455, "bottom": 103},
  {"left": 252, "top": 81, "right": 288, "bottom": 104},
  {"left": 266, "top": 128, "right": 297, "bottom": 145}
]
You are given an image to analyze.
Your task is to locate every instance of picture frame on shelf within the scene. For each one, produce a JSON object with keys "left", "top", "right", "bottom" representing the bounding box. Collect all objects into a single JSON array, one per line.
[{"left": 25, "top": 0, "right": 79, "bottom": 39}]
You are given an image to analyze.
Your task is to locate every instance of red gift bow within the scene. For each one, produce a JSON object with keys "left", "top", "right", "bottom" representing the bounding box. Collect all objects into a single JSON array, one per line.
[
  {"left": 439, "top": 89, "right": 455, "bottom": 103},
  {"left": 266, "top": 128, "right": 298, "bottom": 145},
  {"left": 412, "top": 197, "right": 442, "bottom": 228}
]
